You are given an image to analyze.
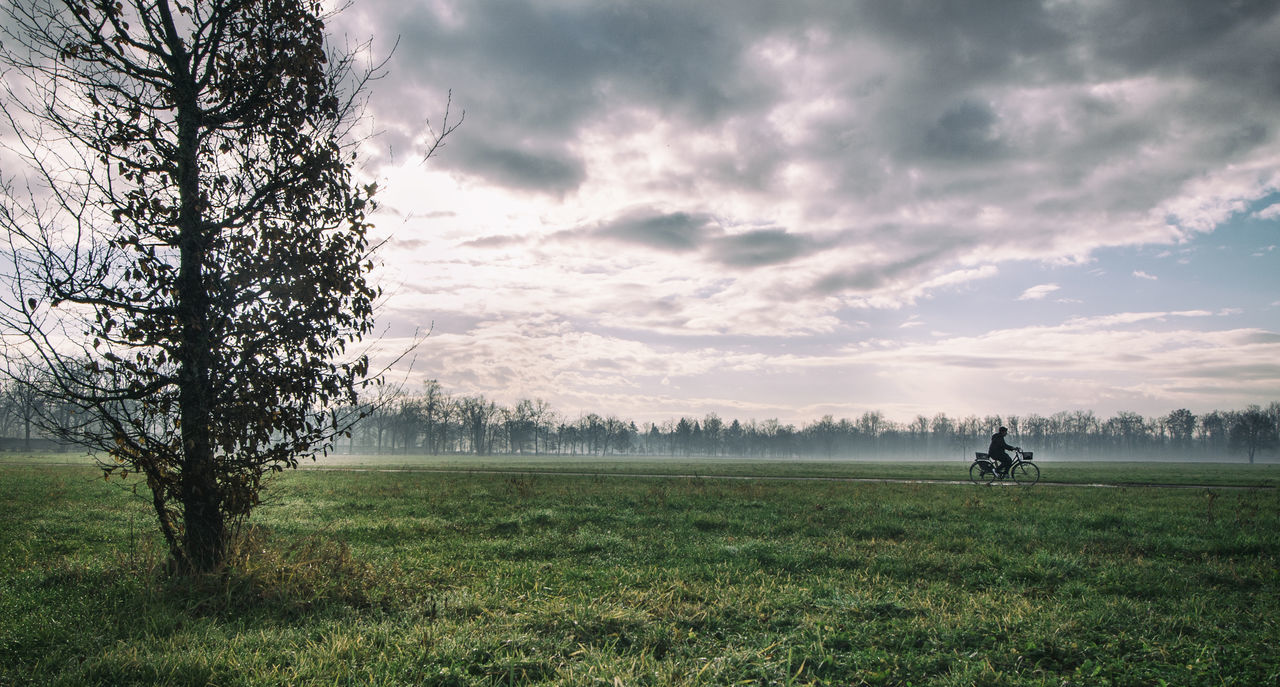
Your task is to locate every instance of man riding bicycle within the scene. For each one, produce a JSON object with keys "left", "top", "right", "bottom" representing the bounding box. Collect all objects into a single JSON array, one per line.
[{"left": 988, "top": 426, "right": 1019, "bottom": 476}]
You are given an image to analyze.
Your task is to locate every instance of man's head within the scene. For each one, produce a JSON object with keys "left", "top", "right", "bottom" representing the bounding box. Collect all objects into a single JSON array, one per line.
[{"left": 998, "top": 426, "right": 1008, "bottom": 435}]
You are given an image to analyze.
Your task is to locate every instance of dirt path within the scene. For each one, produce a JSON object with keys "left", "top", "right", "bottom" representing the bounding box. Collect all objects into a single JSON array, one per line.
[
  {"left": 300, "top": 465, "right": 1273, "bottom": 490},
  {"left": 4, "top": 460, "right": 1270, "bottom": 490}
]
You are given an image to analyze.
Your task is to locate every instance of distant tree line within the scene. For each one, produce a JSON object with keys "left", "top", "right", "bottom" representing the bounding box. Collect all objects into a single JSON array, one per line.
[
  {"left": 0, "top": 369, "right": 78, "bottom": 453},
  {"left": 4, "top": 377, "right": 1277, "bottom": 462},
  {"left": 324, "top": 381, "right": 1279, "bottom": 463}
]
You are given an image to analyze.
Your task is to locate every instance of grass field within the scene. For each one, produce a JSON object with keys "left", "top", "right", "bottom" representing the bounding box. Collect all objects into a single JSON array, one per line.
[{"left": 1, "top": 458, "right": 1277, "bottom": 685}]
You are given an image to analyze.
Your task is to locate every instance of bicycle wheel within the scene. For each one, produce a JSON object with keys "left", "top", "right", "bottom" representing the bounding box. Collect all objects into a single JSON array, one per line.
[
  {"left": 969, "top": 461, "right": 995, "bottom": 485},
  {"left": 1011, "top": 462, "right": 1039, "bottom": 485}
]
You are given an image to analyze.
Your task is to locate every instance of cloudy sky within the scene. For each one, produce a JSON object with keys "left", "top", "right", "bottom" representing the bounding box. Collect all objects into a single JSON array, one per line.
[{"left": 329, "top": 0, "right": 1280, "bottom": 425}]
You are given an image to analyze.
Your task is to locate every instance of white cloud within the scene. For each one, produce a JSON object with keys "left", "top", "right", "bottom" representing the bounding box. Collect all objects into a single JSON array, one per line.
[
  {"left": 1253, "top": 203, "right": 1280, "bottom": 220},
  {"left": 1061, "top": 311, "right": 1213, "bottom": 329},
  {"left": 1018, "top": 283, "right": 1060, "bottom": 301},
  {"left": 1133, "top": 270, "right": 1158, "bottom": 280}
]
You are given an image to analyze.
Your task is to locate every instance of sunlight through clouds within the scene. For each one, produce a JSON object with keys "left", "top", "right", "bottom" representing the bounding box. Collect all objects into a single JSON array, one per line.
[{"left": 331, "top": 0, "right": 1280, "bottom": 423}]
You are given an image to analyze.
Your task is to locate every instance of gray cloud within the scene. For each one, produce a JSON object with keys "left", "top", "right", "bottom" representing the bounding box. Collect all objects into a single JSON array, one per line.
[
  {"left": 708, "top": 229, "right": 820, "bottom": 268},
  {"left": 1086, "top": 0, "right": 1280, "bottom": 78},
  {"left": 453, "top": 139, "right": 584, "bottom": 195},
  {"left": 346, "top": 0, "right": 773, "bottom": 192},
  {"left": 458, "top": 234, "right": 528, "bottom": 249},
  {"left": 585, "top": 210, "right": 719, "bottom": 252},
  {"left": 554, "top": 209, "right": 824, "bottom": 270},
  {"left": 855, "top": 0, "right": 1071, "bottom": 85},
  {"left": 1185, "top": 362, "right": 1280, "bottom": 380},
  {"left": 923, "top": 100, "right": 1007, "bottom": 160},
  {"left": 388, "top": 237, "right": 430, "bottom": 250},
  {"left": 809, "top": 246, "right": 949, "bottom": 297},
  {"left": 1244, "top": 331, "right": 1280, "bottom": 345}
]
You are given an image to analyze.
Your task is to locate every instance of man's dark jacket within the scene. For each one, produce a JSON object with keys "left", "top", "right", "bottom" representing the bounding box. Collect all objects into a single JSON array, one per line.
[{"left": 988, "top": 432, "right": 1015, "bottom": 460}]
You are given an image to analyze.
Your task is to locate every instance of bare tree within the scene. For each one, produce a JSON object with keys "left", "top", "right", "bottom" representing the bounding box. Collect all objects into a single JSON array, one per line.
[
  {"left": 1165, "top": 408, "right": 1196, "bottom": 454},
  {"left": 394, "top": 396, "right": 423, "bottom": 454},
  {"left": 508, "top": 399, "right": 537, "bottom": 454},
  {"left": 419, "top": 379, "right": 450, "bottom": 455},
  {"left": 702, "top": 413, "right": 723, "bottom": 457},
  {"left": 1230, "top": 405, "right": 1278, "bottom": 464},
  {"left": 3, "top": 364, "right": 44, "bottom": 451},
  {"left": 363, "top": 385, "right": 406, "bottom": 453},
  {"left": 0, "top": 381, "right": 13, "bottom": 440},
  {"left": 603, "top": 415, "right": 630, "bottom": 455},
  {"left": 528, "top": 397, "right": 552, "bottom": 455},
  {"left": 457, "top": 395, "right": 497, "bottom": 455}
]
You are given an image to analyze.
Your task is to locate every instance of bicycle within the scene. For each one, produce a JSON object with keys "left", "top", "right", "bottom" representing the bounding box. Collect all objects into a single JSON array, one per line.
[{"left": 969, "top": 448, "right": 1039, "bottom": 485}]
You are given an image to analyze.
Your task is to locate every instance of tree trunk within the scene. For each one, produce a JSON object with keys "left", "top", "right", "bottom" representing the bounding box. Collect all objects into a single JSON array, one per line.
[
  {"left": 180, "top": 449, "right": 223, "bottom": 571},
  {"left": 170, "top": 21, "right": 224, "bottom": 573}
]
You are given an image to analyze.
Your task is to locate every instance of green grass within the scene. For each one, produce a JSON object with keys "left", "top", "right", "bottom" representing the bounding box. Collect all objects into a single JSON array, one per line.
[
  {"left": 2, "top": 460, "right": 1277, "bottom": 685},
  {"left": 0, "top": 450, "right": 96, "bottom": 465}
]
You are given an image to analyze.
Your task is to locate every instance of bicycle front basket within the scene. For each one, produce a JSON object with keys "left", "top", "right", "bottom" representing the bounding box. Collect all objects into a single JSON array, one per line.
[{"left": 1021, "top": 451, "right": 1033, "bottom": 460}]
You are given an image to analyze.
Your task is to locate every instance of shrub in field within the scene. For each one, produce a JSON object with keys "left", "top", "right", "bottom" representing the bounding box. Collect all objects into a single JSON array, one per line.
[{"left": 0, "top": 1, "right": 452, "bottom": 572}]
